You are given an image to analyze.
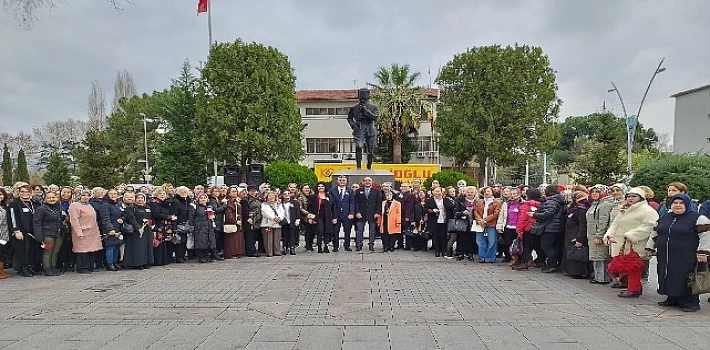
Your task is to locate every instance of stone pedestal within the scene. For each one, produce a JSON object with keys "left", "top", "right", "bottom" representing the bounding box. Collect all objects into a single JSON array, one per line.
[{"left": 330, "top": 169, "right": 395, "bottom": 187}]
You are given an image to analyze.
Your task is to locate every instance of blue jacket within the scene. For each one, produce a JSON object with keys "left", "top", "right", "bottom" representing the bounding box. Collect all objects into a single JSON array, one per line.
[
  {"left": 329, "top": 186, "right": 355, "bottom": 217},
  {"left": 659, "top": 199, "right": 698, "bottom": 218}
]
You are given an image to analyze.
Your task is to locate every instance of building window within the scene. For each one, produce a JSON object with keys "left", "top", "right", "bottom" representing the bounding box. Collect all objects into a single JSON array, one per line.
[
  {"left": 304, "top": 107, "right": 351, "bottom": 116},
  {"left": 306, "top": 138, "right": 357, "bottom": 154},
  {"left": 411, "top": 136, "right": 434, "bottom": 152}
]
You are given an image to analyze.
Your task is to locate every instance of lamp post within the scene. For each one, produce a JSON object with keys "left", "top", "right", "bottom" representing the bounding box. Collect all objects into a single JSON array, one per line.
[
  {"left": 607, "top": 57, "right": 666, "bottom": 180},
  {"left": 139, "top": 113, "right": 156, "bottom": 183}
]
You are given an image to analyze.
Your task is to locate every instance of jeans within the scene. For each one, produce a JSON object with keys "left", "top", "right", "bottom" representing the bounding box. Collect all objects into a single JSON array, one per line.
[
  {"left": 541, "top": 232, "right": 561, "bottom": 268},
  {"left": 41, "top": 236, "right": 64, "bottom": 269},
  {"left": 476, "top": 227, "right": 498, "bottom": 262},
  {"left": 356, "top": 218, "right": 378, "bottom": 247},
  {"left": 333, "top": 213, "right": 353, "bottom": 248},
  {"left": 105, "top": 245, "right": 119, "bottom": 264}
]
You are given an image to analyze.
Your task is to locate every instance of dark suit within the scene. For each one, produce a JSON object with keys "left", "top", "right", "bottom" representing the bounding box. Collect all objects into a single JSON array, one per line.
[
  {"left": 354, "top": 187, "right": 383, "bottom": 247},
  {"left": 282, "top": 199, "right": 300, "bottom": 249},
  {"left": 398, "top": 191, "right": 416, "bottom": 249},
  {"left": 329, "top": 186, "right": 355, "bottom": 249}
]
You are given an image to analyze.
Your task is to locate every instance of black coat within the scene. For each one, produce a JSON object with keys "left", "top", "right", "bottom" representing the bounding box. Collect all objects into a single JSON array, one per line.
[
  {"left": 32, "top": 203, "right": 65, "bottom": 242},
  {"left": 354, "top": 187, "right": 383, "bottom": 220},
  {"left": 307, "top": 194, "right": 336, "bottom": 234},
  {"left": 398, "top": 192, "right": 416, "bottom": 225},
  {"left": 532, "top": 194, "right": 567, "bottom": 234},
  {"left": 209, "top": 197, "right": 228, "bottom": 231},
  {"left": 8, "top": 198, "right": 39, "bottom": 234},
  {"left": 122, "top": 204, "right": 154, "bottom": 267},
  {"left": 192, "top": 203, "right": 215, "bottom": 250},
  {"left": 100, "top": 198, "right": 125, "bottom": 246},
  {"left": 171, "top": 196, "right": 191, "bottom": 225},
  {"left": 654, "top": 211, "right": 703, "bottom": 297},
  {"left": 425, "top": 198, "right": 445, "bottom": 229}
]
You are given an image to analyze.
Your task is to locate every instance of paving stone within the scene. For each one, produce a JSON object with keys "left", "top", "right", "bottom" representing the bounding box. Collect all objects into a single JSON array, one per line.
[
  {"left": 251, "top": 325, "right": 301, "bottom": 342},
  {"left": 245, "top": 342, "right": 296, "bottom": 350},
  {"left": 343, "top": 325, "right": 388, "bottom": 342},
  {"left": 342, "top": 341, "right": 390, "bottom": 350}
]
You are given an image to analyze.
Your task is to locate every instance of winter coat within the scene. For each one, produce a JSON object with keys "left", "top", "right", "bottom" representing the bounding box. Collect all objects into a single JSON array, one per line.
[
  {"left": 378, "top": 200, "right": 402, "bottom": 234},
  {"left": 247, "top": 195, "right": 263, "bottom": 226},
  {"left": 0, "top": 205, "right": 9, "bottom": 243},
  {"left": 261, "top": 201, "right": 286, "bottom": 229},
  {"left": 68, "top": 202, "right": 103, "bottom": 253},
  {"left": 604, "top": 201, "right": 659, "bottom": 257},
  {"left": 565, "top": 200, "right": 590, "bottom": 245},
  {"left": 585, "top": 196, "right": 617, "bottom": 261},
  {"left": 99, "top": 197, "right": 125, "bottom": 247},
  {"left": 647, "top": 205, "right": 710, "bottom": 297},
  {"left": 307, "top": 194, "right": 335, "bottom": 234},
  {"left": 32, "top": 203, "right": 65, "bottom": 242},
  {"left": 474, "top": 198, "right": 502, "bottom": 228},
  {"left": 497, "top": 199, "right": 524, "bottom": 231},
  {"left": 209, "top": 197, "right": 228, "bottom": 231},
  {"left": 531, "top": 194, "right": 567, "bottom": 235},
  {"left": 8, "top": 198, "right": 39, "bottom": 234},
  {"left": 122, "top": 203, "right": 154, "bottom": 267},
  {"left": 171, "top": 196, "right": 192, "bottom": 225},
  {"left": 659, "top": 199, "right": 698, "bottom": 218},
  {"left": 191, "top": 203, "right": 215, "bottom": 250},
  {"left": 516, "top": 200, "right": 541, "bottom": 237}
]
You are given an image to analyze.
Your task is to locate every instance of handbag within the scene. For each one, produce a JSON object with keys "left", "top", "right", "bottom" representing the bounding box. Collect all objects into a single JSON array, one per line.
[
  {"left": 608, "top": 238, "right": 644, "bottom": 274},
  {"left": 186, "top": 232, "right": 194, "bottom": 250},
  {"left": 418, "top": 223, "right": 432, "bottom": 240},
  {"left": 223, "top": 224, "right": 238, "bottom": 233},
  {"left": 688, "top": 262, "right": 710, "bottom": 295},
  {"left": 176, "top": 223, "right": 193, "bottom": 234},
  {"left": 566, "top": 245, "right": 589, "bottom": 262},
  {"left": 122, "top": 223, "right": 135, "bottom": 234},
  {"left": 403, "top": 224, "right": 416, "bottom": 238},
  {"left": 510, "top": 237, "right": 523, "bottom": 257},
  {"left": 447, "top": 218, "right": 468, "bottom": 233}
]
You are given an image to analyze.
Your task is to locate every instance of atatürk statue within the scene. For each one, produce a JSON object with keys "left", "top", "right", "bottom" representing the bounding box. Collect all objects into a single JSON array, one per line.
[{"left": 347, "top": 88, "right": 379, "bottom": 170}]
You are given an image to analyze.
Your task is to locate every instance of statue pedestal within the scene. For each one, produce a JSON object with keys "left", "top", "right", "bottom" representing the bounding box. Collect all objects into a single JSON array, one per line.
[{"left": 330, "top": 169, "right": 395, "bottom": 187}]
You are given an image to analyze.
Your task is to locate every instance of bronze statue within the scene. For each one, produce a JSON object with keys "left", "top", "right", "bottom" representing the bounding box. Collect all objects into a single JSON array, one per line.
[{"left": 347, "top": 89, "right": 379, "bottom": 169}]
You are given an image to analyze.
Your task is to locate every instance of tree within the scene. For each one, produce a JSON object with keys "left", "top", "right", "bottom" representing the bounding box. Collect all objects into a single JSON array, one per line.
[
  {"left": 630, "top": 154, "right": 710, "bottom": 202},
  {"left": 1, "top": 143, "right": 12, "bottom": 186},
  {"left": 112, "top": 69, "right": 137, "bottom": 114},
  {"left": 435, "top": 44, "right": 561, "bottom": 184},
  {"left": 14, "top": 148, "right": 29, "bottom": 183},
  {"left": 88, "top": 80, "right": 107, "bottom": 131},
  {"left": 154, "top": 60, "right": 210, "bottom": 187},
  {"left": 374, "top": 133, "right": 417, "bottom": 164},
  {"left": 264, "top": 161, "right": 317, "bottom": 190},
  {"left": 368, "top": 63, "right": 429, "bottom": 163},
  {"left": 43, "top": 152, "right": 71, "bottom": 186},
  {"left": 423, "top": 170, "right": 475, "bottom": 189},
  {"left": 32, "top": 118, "right": 87, "bottom": 172},
  {"left": 195, "top": 39, "right": 305, "bottom": 178},
  {"left": 74, "top": 130, "right": 121, "bottom": 188},
  {"left": 4, "top": 0, "right": 130, "bottom": 26}
]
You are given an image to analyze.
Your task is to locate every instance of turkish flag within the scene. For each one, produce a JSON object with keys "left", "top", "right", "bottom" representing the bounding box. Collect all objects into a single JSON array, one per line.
[{"left": 197, "top": 0, "right": 208, "bottom": 14}]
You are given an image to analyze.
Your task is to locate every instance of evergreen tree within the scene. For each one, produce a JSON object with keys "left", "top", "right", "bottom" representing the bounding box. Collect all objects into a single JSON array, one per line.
[
  {"left": 14, "top": 148, "right": 30, "bottom": 183},
  {"left": 74, "top": 130, "right": 121, "bottom": 188},
  {"left": 1, "top": 143, "right": 12, "bottom": 186},
  {"left": 43, "top": 152, "right": 71, "bottom": 186}
]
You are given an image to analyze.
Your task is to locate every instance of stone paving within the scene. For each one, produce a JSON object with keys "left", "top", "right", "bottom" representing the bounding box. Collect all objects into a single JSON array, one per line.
[{"left": 2, "top": 248, "right": 710, "bottom": 349}]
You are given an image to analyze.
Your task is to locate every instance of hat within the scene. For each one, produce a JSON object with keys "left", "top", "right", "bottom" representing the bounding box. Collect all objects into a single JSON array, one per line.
[
  {"left": 627, "top": 187, "right": 646, "bottom": 200},
  {"left": 610, "top": 183, "right": 628, "bottom": 195},
  {"left": 572, "top": 191, "right": 587, "bottom": 201},
  {"left": 237, "top": 187, "right": 247, "bottom": 194},
  {"left": 247, "top": 185, "right": 258, "bottom": 191}
]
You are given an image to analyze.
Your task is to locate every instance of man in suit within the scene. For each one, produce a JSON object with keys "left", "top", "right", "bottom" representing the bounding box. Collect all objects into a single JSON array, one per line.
[
  {"left": 354, "top": 177, "right": 383, "bottom": 251},
  {"left": 329, "top": 175, "right": 355, "bottom": 252},
  {"left": 398, "top": 182, "right": 416, "bottom": 250}
]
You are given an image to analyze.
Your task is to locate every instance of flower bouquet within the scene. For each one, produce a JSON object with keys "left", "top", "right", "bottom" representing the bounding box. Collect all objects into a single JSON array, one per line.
[{"left": 140, "top": 219, "right": 154, "bottom": 238}]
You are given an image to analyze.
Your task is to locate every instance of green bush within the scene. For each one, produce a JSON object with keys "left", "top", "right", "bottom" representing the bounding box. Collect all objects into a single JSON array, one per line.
[
  {"left": 264, "top": 161, "right": 318, "bottom": 191},
  {"left": 629, "top": 154, "right": 710, "bottom": 202},
  {"left": 423, "top": 170, "right": 475, "bottom": 189}
]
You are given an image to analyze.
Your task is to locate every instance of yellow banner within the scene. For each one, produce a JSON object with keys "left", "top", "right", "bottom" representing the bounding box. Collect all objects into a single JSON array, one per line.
[{"left": 314, "top": 163, "right": 441, "bottom": 182}]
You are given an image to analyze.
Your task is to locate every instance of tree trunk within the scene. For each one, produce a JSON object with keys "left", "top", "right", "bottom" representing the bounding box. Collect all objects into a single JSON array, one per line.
[{"left": 392, "top": 137, "right": 402, "bottom": 164}]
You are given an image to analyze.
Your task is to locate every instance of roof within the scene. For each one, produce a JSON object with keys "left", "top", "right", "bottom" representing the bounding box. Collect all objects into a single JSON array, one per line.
[
  {"left": 670, "top": 84, "right": 710, "bottom": 98},
  {"left": 296, "top": 88, "right": 440, "bottom": 101}
]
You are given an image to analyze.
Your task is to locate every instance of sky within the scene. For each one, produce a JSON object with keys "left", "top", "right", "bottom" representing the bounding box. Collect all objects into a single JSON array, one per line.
[{"left": 1, "top": 0, "right": 709, "bottom": 143}]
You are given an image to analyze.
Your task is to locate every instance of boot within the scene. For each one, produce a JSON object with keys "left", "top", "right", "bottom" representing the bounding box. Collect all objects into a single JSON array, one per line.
[
  {"left": 106, "top": 264, "right": 117, "bottom": 272},
  {"left": 366, "top": 154, "right": 373, "bottom": 170},
  {"left": 323, "top": 246, "right": 330, "bottom": 253},
  {"left": 212, "top": 249, "right": 225, "bottom": 261},
  {"left": 509, "top": 256, "right": 519, "bottom": 267},
  {"left": 289, "top": 248, "right": 296, "bottom": 256},
  {"left": 317, "top": 245, "right": 323, "bottom": 253},
  {"left": 355, "top": 148, "right": 363, "bottom": 169},
  {"left": 0, "top": 262, "right": 11, "bottom": 279},
  {"left": 19, "top": 266, "right": 33, "bottom": 277}
]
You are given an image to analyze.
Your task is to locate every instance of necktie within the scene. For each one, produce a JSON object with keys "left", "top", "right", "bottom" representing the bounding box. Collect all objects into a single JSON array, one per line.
[
  {"left": 340, "top": 188, "right": 344, "bottom": 200},
  {"left": 365, "top": 188, "right": 370, "bottom": 198}
]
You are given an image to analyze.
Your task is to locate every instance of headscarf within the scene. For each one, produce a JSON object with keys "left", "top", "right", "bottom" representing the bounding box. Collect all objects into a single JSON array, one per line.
[
  {"left": 669, "top": 193, "right": 692, "bottom": 217},
  {"left": 610, "top": 183, "right": 628, "bottom": 195},
  {"left": 568, "top": 191, "right": 591, "bottom": 213}
]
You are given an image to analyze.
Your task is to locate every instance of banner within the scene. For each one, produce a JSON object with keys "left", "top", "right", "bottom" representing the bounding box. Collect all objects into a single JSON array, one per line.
[{"left": 314, "top": 163, "right": 440, "bottom": 183}]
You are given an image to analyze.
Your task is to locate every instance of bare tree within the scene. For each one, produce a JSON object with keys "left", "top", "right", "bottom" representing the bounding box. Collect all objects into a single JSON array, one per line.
[
  {"left": 112, "top": 69, "right": 137, "bottom": 113},
  {"left": 656, "top": 133, "right": 673, "bottom": 153},
  {"left": 3, "top": 0, "right": 131, "bottom": 27},
  {"left": 33, "top": 118, "right": 88, "bottom": 150},
  {"left": 87, "top": 80, "right": 106, "bottom": 131}
]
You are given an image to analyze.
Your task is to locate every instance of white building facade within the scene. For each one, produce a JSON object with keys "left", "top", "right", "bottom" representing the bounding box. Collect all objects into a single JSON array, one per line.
[
  {"left": 296, "top": 89, "right": 452, "bottom": 168},
  {"left": 672, "top": 84, "right": 710, "bottom": 154}
]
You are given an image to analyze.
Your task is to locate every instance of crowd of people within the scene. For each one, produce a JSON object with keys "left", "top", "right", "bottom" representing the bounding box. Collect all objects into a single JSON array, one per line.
[{"left": 1, "top": 177, "right": 709, "bottom": 312}]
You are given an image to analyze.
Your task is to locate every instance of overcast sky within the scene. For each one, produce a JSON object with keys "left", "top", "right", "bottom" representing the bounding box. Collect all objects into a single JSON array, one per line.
[{"left": 1, "top": 0, "right": 709, "bottom": 141}]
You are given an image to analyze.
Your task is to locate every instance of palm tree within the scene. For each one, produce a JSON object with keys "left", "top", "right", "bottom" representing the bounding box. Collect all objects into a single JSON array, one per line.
[{"left": 368, "top": 63, "right": 430, "bottom": 164}]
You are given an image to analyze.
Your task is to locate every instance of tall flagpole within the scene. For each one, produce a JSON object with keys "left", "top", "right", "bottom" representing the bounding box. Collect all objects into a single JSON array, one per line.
[{"left": 207, "top": 0, "right": 213, "bottom": 49}]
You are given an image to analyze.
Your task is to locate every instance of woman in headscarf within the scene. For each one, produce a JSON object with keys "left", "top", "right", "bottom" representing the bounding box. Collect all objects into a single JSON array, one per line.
[
  {"left": 223, "top": 186, "right": 246, "bottom": 259},
  {"left": 122, "top": 192, "right": 154, "bottom": 269},
  {"left": 68, "top": 190, "right": 103, "bottom": 274},
  {"left": 562, "top": 190, "right": 591, "bottom": 279},
  {"left": 57, "top": 186, "right": 74, "bottom": 273},
  {"left": 586, "top": 185, "right": 615, "bottom": 284},
  {"left": 646, "top": 193, "right": 710, "bottom": 312},
  {"left": 192, "top": 193, "right": 215, "bottom": 263}
]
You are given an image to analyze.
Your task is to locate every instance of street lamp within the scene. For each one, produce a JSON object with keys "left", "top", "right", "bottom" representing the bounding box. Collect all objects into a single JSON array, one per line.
[
  {"left": 139, "top": 113, "right": 156, "bottom": 183},
  {"left": 607, "top": 57, "right": 666, "bottom": 181}
]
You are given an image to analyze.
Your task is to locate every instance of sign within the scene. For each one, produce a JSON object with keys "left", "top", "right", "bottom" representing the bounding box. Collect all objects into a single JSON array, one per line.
[{"left": 314, "top": 163, "right": 441, "bottom": 183}]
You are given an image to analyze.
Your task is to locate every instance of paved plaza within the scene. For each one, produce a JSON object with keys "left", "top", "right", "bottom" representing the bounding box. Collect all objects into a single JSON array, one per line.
[{"left": 2, "top": 250, "right": 710, "bottom": 350}]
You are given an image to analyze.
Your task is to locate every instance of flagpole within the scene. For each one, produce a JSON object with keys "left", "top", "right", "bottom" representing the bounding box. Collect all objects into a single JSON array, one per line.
[{"left": 207, "top": 0, "right": 213, "bottom": 50}]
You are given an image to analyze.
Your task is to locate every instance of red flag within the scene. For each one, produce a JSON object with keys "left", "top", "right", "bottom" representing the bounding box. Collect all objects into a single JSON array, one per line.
[{"left": 197, "top": 0, "right": 208, "bottom": 14}]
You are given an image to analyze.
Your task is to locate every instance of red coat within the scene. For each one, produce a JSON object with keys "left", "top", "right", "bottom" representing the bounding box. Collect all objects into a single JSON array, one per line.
[{"left": 516, "top": 200, "right": 541, "bottom": 236}]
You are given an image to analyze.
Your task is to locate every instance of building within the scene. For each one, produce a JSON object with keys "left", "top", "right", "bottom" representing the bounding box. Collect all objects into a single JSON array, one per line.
[
  {"left": 671, "top": 84, "right": 710, "bottom": 154},
  {"left": 296, "top": 89, "right": 453, "bottom": 168}
]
